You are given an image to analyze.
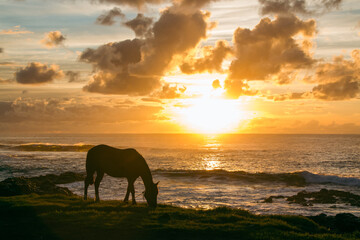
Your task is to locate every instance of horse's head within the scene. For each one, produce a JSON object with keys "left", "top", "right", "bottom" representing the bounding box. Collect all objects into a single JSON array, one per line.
[{"left": 144, "top": 181, "right": 159, "bottom": 208}]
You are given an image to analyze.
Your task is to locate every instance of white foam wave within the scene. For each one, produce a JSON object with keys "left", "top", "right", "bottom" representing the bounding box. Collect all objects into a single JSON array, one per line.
[{"left": 300, "top": 171, "right": 360, "bottom": 187}]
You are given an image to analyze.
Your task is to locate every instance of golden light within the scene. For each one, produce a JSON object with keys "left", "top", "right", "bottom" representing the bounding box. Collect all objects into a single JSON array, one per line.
[{"left": 178, "top": 97, "right": 247, "bottom": 133}]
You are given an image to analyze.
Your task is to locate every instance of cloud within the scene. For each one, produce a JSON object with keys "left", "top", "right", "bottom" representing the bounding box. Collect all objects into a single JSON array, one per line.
[
  {"left": 246, "top": 117, "right": 360, "bottom": 134},
  {"left": 66, "top": 71, "right": 83, "bottom": 82},
  {"left": 224, "top": 14, "right": 316, "bottom": 98},
  {"left": 15, "top": 62, "right": 64, "bottom": 84},
  {"left": 80, "top": 39, "right": 161, "bottom": 95},
  {"left": 0, "top": 97, "right": 165, "bottom": 133},
  {"left": 141, "top": 97, "right": 163, "bottom": 103},
  {"left": 180, "top": 40, "right": 232, "bottom": 74},
  {"left": 151, "top": 84, "right": 186, "bottom": 99},
  {"left": 0, "top": 78, "right": 13, "bottom": 84},
  {"left": 224, "top": 80, "right": 258, "bottom": 99},
  {"left": 40, "top": 31, "right": 66, "bottom": 48},
  {"left": 266, "top": 92, "right": 308, "bottom": 101},
  {"left": 312, "top": 78, "right": 359, "bottom": 100},
  {"left": 83, "top": 72, "right": 161, "bottom": 95},
  {"left": 305, "top": 49, "right": 360, "bottom": 84},
  {"left": 0, "top": 48, "right": 3, "bottom": 53},
  {"left": 0, "top": 26, "right": 33, "bottom": 35},
  {"left": 212, "top": 79, "right": 221, "bottom": 89},
  {"left": 124, "top": 13, "right": 153, "bottom": 38},
  {"left": 259, "top": 0, "right": 343, "bottom": 16},
  {"left": 0, "top": 97, "right": 162, "bottom": 123},
  {"left": 306, "top": 49, "right": 360, "bottom": 100},
  {"left": 96, "top": 7, "right": 125, "bottom": 25},
  {"left": 129, "top": 7, "right": 211, "bottom": 77},
  {"left": 81, "top": 4, "right": 213, "bottom": 96}
]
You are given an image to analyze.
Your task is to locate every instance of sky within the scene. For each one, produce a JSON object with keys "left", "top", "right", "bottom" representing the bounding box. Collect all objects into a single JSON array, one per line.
[{"left": 0, "top": 0, "right": 359, "bottom": 134}]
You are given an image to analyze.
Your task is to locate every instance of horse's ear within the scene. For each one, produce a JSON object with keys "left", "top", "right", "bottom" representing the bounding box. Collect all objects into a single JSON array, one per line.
[{"left": 155, "top": 181, "right": 160, "bottom": 186}]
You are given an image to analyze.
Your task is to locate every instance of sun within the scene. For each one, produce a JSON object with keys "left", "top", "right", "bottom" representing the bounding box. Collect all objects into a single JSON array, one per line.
[{"left": 178, "top": 97, "right": 246, "bottom": 133}]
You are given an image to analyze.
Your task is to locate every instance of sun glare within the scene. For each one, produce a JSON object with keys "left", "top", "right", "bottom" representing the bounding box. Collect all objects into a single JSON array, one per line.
[{"left": 179, "top": 97, "right": 247, "bottom": 133}]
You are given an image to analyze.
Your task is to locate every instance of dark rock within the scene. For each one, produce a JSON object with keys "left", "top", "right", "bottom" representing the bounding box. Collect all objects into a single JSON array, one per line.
[
  {"left": 263, "top": 195, "right": 285, "bottom": 203},
  {"left": 0, "top": 172, "right": 85, "bottom": 196},
  {"left": 286, "top": 189, "right": 360, "bottom": 207},
  {"left": 334, "top": 213, "right": 360, "bottom": 232}
]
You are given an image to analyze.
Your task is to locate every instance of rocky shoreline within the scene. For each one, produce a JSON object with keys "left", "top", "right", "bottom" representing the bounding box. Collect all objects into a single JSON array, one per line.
[
  {"left": 0, "top": 172, "right": 85, "bottom": 196},
  {"left": 1, "top": 172, "right": 360, "bottom": 234}
]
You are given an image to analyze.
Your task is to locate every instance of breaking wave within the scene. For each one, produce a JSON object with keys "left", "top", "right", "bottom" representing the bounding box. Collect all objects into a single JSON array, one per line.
[
  {"left": 153, "top": 169, "right": 360, "bottom": 187},
  {"left": 300, "top": 171, "right": 360, "bottom": 187},
  {"left": 0, "top": 143, "right": 95, "bottom": 152}
]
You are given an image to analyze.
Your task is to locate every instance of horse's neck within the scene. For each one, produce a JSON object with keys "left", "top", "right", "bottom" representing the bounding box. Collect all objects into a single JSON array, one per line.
[{"left": 140, "top": 166, "right": 154, "bottom": 190}]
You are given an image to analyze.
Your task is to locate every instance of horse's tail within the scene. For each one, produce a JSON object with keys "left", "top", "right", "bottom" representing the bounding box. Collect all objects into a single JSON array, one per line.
[{"left": 85, "top": 154, "right": 95, "bottom": 185}]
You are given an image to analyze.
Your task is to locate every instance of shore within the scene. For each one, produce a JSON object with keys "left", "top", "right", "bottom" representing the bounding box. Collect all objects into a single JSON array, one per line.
[{"left": 1, "top": 173, "right": 360, "bottom": 239}]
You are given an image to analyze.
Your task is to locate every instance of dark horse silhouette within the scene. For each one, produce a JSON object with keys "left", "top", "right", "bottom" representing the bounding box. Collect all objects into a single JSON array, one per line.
[{"left": 84, "top": 144, "right": 159, "bottom": 208}]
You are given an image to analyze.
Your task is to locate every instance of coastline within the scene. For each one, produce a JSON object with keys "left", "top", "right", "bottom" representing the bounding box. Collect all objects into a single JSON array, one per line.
[{"left": 1, "top": 173, "right": 360, "bottom": 239}]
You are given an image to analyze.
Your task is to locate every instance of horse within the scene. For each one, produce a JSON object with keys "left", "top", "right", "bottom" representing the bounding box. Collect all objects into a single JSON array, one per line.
[{"left": 84, "top": 144, "right": 159, "bottom": 208}]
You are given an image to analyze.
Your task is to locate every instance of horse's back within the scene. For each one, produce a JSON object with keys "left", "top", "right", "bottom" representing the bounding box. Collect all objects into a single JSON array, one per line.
[{"left": 86, "top": 145, "right": 144, "bottom": 177}]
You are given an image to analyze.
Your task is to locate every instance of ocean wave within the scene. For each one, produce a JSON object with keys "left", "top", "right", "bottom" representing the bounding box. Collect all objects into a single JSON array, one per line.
[
  {"left": 153, "top": 169, "right": 306, "bottom": 186},
  {"left": 300, "top": 171, "right": 360, "bottom": 187},
  {"left": 153, "top": 169, "right": 360, "bottom": 187},
  {"left": 0, "top": 143, "right": 95, "bottom": 152}
]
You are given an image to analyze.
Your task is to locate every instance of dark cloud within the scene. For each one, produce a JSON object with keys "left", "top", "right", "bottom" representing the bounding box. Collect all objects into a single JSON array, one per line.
[
  {"left": 151, "top": 84, "right": 186, "bottom": 99},
  {"left": 66, "top": 71, "right": 83, "bottom": 82},
  {"left": 80, "top": 39, "right": 162, "bottom": 95},
  {"left": 259, "top": 0, "right": 342, "bottom": 16},
  {"left": 224, "top": 14, "right": 316, "bottom": 98},
  {"left": 312, "top": 77, "right": 359, "bottom": 100},
  {"left": 80, "top": 39, "right": 143, "bottom": 73},
  {"left": 83, "top": 72, "right": 161, "bottom": 95},
  {"left": 81, "top": 4, "right": 212, "bottom": 96},
  {"left": 41, "top": 31, "right": 66, "bottom": 48},
  {"left": 129, "top": 7, "right": 211, "bottom": 77},
  {"left": 266, "top": 92, "right": 308, "bottom": 101},
  {"left": 15, "top": 62, "right": 64, "bottom": 84},
  {"left": 0, "top": 98, "right": 164, "bottom": 129},
  {"left": 224, "top": 80, "right": 258, "bottom": 99},
  {"left": 96, "top": 7, "right": 125, "bottom": 26},
  {"left": 180, "top": 40, "right": 232, "bottom": 74},
  {"left": 305, "top": 50, "right": 360, "bottom": 84},
  {"left": 124, "top": 13, "right": 153, "bottom": 38},
  {"left": 306, "top": 49, "right": 360, "bottom": 100},
  {"left": 212, "top": 79, "right": 221, "bottom": 89}
]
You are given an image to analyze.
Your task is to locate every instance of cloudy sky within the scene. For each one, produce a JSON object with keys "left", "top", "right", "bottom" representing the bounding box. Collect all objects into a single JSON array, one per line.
[{"left": 0, "top": 0, "right": 359, "bottom": 134}]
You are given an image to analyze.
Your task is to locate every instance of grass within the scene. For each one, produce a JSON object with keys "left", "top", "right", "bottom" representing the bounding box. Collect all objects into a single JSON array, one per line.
[{"left": 0, "top": 194, "right": 359, "bottom": 240}]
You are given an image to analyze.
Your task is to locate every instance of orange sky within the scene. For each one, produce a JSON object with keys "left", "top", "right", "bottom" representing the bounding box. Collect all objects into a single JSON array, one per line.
[{"left": 0, "top": 0, "right": 359, "bottom": 134}]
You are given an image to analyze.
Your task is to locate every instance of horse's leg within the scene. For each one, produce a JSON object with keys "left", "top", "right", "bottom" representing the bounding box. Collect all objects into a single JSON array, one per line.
[
  {"left": 124, "top": 178, "right": 131, "bottom": 203},
  {"left": 130, "top": 179, "right": 136, "bottom": 205},
  {"left": 94, "top": 171, "right": 104, "bottom": 202},
  {"left": 84, "top": 179, "right": 89, "bottom": 200}
]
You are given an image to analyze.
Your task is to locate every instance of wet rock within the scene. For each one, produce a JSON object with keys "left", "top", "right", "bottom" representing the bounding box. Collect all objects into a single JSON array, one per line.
[
  {"left": 0, "top": 172, "right": 85, "bottom": 196},
  {"left": 286, "top": 189, "right": 360, "bottom": 207},
  {"left": 335, "top": 213, "right": 360, "bottom": 232},
  {"left": 263, "top": 195, "right": 285, "bottom": 203},
  {"left": 310, "top": 213, "right": 360, "bottom": 233}
]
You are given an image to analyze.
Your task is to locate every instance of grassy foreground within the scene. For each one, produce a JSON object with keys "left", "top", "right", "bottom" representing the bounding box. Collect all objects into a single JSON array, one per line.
[{"left": 0, "top": 194, "right": 359, "bottom": 240}]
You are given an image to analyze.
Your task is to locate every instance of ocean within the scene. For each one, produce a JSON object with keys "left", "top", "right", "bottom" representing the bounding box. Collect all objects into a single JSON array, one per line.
[{"left": 1, "top": 134, "right": 359, "bottom": 216}]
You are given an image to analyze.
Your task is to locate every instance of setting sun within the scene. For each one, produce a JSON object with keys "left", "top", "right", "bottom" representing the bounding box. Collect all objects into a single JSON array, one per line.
[{"left": 178, "top": 97, "right": 247, "bottom": 133}]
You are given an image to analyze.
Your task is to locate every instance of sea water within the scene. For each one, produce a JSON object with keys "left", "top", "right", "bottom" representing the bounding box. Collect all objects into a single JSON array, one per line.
[{"left": 0, "top": 134, "right": 359, "bottom": 216}]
